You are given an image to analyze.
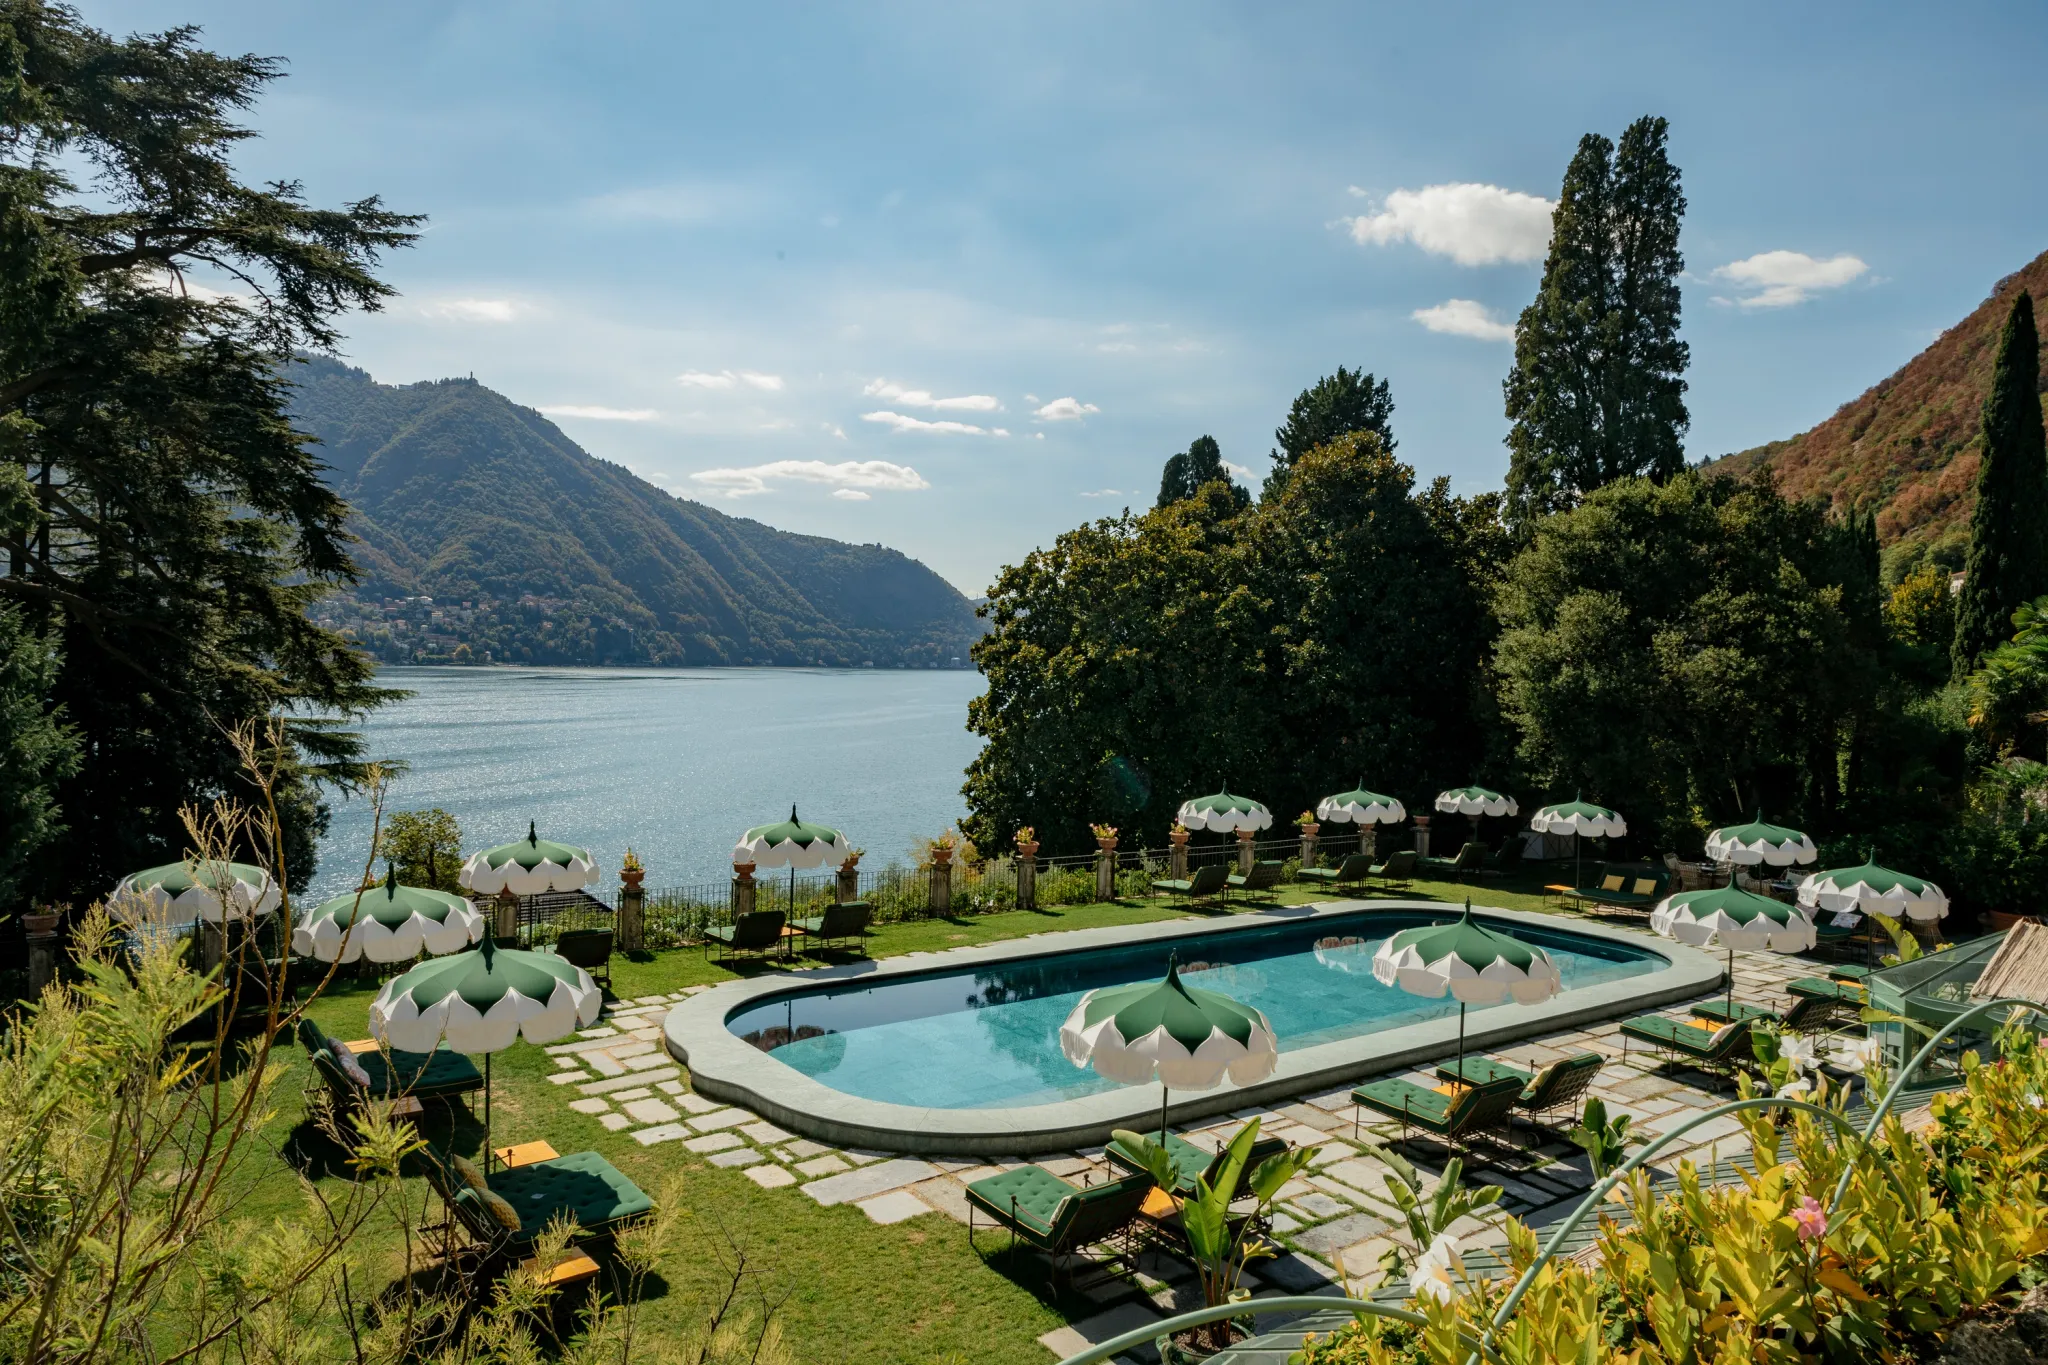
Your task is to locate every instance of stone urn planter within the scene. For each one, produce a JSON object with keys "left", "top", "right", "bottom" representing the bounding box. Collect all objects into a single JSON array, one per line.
[
  {"left": 1096, "top": 837, "right": 1119, "bottom": 853},
  {"left": 733, "top": 862, "right": 756, "bottom": 886},
  {"left": 620, "top": 866, "right": 645, "bottom": 892},
  {"left": 1297, "top": 822, "right": 1320, "bottom": 839},
  {"left": 22, "top": 911, "right": 62, "bottom": 936},
  {"left": 931, "top": 845, "right": 954, "bottom": 868},
  {"left": 1169, "top": 828, "right": 1190, "bottom": 847},
  {"left": 1015, "top": 841, "right": 1040, "bottom": 859}
]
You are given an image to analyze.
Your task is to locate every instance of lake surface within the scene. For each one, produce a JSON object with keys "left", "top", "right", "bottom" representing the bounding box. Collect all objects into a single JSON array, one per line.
[
  {"left": 725, "top": 910, "right": 1662, "bottom": 1109},
  {"left": 313, "top": 667, "right": 985, "bottom": 898}
]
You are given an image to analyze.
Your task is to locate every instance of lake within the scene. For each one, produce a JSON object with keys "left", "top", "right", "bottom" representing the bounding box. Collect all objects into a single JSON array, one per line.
[{"left": 313, "top": 666, "right": 986, "bottom": 898}]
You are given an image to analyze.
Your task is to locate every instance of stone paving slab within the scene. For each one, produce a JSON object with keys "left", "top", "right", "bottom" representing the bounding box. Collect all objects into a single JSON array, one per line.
[
  {"left": 599, "top": 1112, "right": 631, "bottom": 1131},
  {"left": 686, "top": 1132, "right": 744, "bottom": 1153},
  {"left": 746, "top": 1162, "right": 797, "bottom": 1188},
  {"left": 857, "top": 1189, "right": 934, "bottom": 1224},
  {"left": 622, "top": 1098, "right": 678, "bottom": 1124},
  {"left": 1038, "top": 1301, "right": 1163, "bottom": 1365},
  {"left": 710, "top": 1147, "right": 765, "bottom": 1168},
  {"left": 631, "top": 1123, "right": 688, "bottom": 1145},
  {"left": 801, "top": 1159, "right": 940, "bottom": 1207},
  {"left": 580, "top": 1069, "right": 678, "bottom": 1096},
  {"left": 567, "top": 1097, "right": 611, "bottom": 1115},
  {"left": 797, "top": 1154, "right": 851, "bottom": 1177},
  {"left": 909, "top": 1176, "right": 974, "bottom": 1223}
]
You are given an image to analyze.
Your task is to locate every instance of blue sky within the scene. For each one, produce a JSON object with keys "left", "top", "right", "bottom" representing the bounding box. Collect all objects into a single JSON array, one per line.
[{"left": 96, "top": 1, "right": 2048, "bottom": 594}]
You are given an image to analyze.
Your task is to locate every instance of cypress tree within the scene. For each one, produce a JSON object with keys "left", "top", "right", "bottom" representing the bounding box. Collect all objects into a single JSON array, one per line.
[
  {"left": 1157, "top": 436, "right": 1248, "bottom": 510},
  {"left": 1504, "top": 116, "right": 1689, "bottom": 533},
  {"left": 1952, "top": 291, "right": 2048, "bottom": 676},
  {"left": 1264, "top": 367, "right": 1394, "bottom": 496}
]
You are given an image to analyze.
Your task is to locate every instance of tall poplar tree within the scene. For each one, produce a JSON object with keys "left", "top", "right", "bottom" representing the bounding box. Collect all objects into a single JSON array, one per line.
[
  {"left": 1503, "top": 116, "right": 1689, "bottom": 531},
  {"left": 0, "top": 5, "right": 418, "bottom": 905},
  {"left": 1952, "top": 290, "right": 2048, "bottom": 677}
]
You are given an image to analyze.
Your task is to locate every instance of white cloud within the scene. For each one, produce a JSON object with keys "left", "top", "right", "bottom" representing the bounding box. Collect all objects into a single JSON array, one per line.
[
  {"left": 1096, "top": 341, "right": 1138, "bottom": 353},
  {"left": 538, "top": 404, "right": 658, "bottom": 421},
  {"left": 1411, "top": 298, "right": 1516, "bottom": 342},
  {"left": 863, "top": 379, "right": 1000, "bottom": 411},
  {"left": 689, "top": 459, "right": 930, "bottom": 498},
  {"left": 1712, "top": 251, "right": 1869, "bottom": 308},
  {"left": 674, "top": 369, "right": 784, "bottom": 390},
  {"left": 1079, "top": 489, "right": 1126, "bottom": 498},
  {"left": 420, "top": 298, "right": 522, "bottom": 323},
  {"left": 831, "top": 488, "right": 871, "bottom": 501},
  {"left": 1033, "top": 397, "right": 1099, "bottom": 422},
  {"left": 992, "top": 428, "right": 1010, "bottom": 437},
  {"left": 1224, "top": 461, "right": 1254, "bottom": 483},
  {"left": 1344, "top": 183, "right": 1555, "bottom": 266},
  {"left": 861, "top": 410, "right": 990, "bottom": 435}
]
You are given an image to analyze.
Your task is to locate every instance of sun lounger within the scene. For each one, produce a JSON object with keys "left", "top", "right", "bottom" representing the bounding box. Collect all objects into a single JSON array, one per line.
[
  {"left": 1297, "top": 852, "right": 1374, "bottom": 891},
  {"left": 1151, "top": 862, "right": 1230, "bottom": 905},
  {"left": 703, "top": 910, "right": 785, "bottom": 962},
  {"left": 965, "top": 1166, "right": 1154, "bottom": 1288},
  {"left": 1433, "top": 1053, "right": 1604, "bottom": 1131},
  {"left": 425, "top": 1143, "right": 653, "bottom": 1265},
  {"left": 1693, "top": 990, "right": 1859, "bottom": 1036},
  {"left": 1618, "top": 1013, "right": 1754, "bottom": 1079},
  {"left": 551, "top": 927, "right": 614, "bottom": 990},
  {"left": 1350, "top": 1071, "right": 1524, "bottom": 1155},
  {"left": 793, "top": 900, "right": 871, "bottom": 954},
  {"left": 298, "top": 1019, "right": 483, "bottom": 1123},
  {"left": 1418, "top": 841, "right": 1488, "bottom": 880},
  {"left": 1369, "top": 850, "right": 1418, "bottom": 887},
  {"left": 1583, "top": 865, "right": 1667, "bottom": 914},
  {"left": 1226, "top": 859, "right": 1286, "bottom": 902}
]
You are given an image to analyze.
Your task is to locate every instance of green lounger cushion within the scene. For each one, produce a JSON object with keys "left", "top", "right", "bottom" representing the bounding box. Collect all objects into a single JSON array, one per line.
[
  {"left": 1829, "top": 964, "right": 1873, "bottom": 982},
  {"left": 965, "top": 1165, "right": 1077, "bottom": 1237},
  {"left": 358, "top": 1045, "right": 484, "bottom": 1098},
  {"left": 1299, "top": 855, "right": 1373, "bottom": 885},
  {"left": 1788, "top": 976, "right": 1866, "bottom": 1004},
  {"left": 1621, "top": 1015, "right": 1747, "bottom": 1058},
  {"left": 1688, "top": 1000, "right": 1778, "bottom": 1025},
  {"left": 1353, "top": 1077, "right": 1461, "bottom": 1129},
  {"left": 1103, "top": 1130, "right": 1287, "bottom": 1195},
  {"left": 472, "top": 1150, "right": 654, "bottom": 1236}
]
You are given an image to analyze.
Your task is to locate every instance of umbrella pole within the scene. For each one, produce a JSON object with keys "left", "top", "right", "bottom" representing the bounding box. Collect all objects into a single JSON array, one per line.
[
  {"left": 1726, "top": 948, "right": 1735, "bottom": 1019},
  {"left": 1457, "top": 1003, "right": 1467, "bottom": 1082},
  {"left": 1159, "top": 1083, "right": 1169, "bottom": 1144},
  {"left": 484, "top": 1053, "right": 493, "bottom": 1173}
]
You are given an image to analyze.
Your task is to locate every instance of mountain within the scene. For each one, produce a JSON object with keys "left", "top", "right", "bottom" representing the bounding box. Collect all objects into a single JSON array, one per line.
[
  {"left": 289, "top": 357, "right": 981, "bottom": 668},
  {"left": 1713, "top": 248, "right": 2048, "bottom": 575}
]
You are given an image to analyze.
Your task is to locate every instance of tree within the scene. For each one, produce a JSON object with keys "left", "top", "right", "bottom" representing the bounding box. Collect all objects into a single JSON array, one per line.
[
  {"left": 1951, "top": 291, "right": 2048, "bottom": 677},
  {"left": 968, "top": 433, "right": 1489, "bottom": 853},
  {"left": 1265, "top": 367, "right": 1394, "bottom": 495},
  {"left": 0, "top": 6, "right": 418, "bottom": 906},
  {"left": 0, "top": 599, "right": 78, "bottom": 909},
  {"left": 379, "top": 807, "right": 464, "bottom": 891},
  {"left": 1503, "top": 117, "right": 1689, "bottom": 531},
  {"left": 1493, "top": 470, "right": 1881, "bottom": 850},
  {"left": 1156, "top": 434, "right": 1249, "bottom": 510}
]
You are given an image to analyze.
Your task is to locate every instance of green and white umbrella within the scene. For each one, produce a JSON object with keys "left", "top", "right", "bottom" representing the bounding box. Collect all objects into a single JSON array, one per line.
[
  {"left": 370, "top": 933, "right": 603, "bottom": 1167},
  {"left": 110, "top": 860, "right": 280, "bottom": 925},
  {"left": 460, "top": 822, "right": 598, "bottom": 896},
  {"left": 294, "top": 864, "right": 485, "bottom": 964},
  {"left": 1530, "top": 794, "right": 1627, "bottom": 888},
  {"left": 1315, "top": 784, "right": 1407, "bottom": 826},
  {"left": 1061, "top": 953, "right": 1279, "bottom": 1139},
  {"left": 1650, "top": 883, "right": 1816, "bottom": 1016},
  {"left": 1176, "top": 790, "right": 1273, "bottom": 834},
  {"left": 1704, "top": 813, "right": 1817, "bottom": 868},
  {"left": 1372, "top": 901, "right": 1562, "bottom": 1075},
  {"left": 1796, "top": 860, "right": 1950, "bottom": 924},
  {"left": 732, "top": 806, "right": 851, "bottom": 869},
  {"left": 1434, "top": 787, "right": 1518, "bottom": 818}
]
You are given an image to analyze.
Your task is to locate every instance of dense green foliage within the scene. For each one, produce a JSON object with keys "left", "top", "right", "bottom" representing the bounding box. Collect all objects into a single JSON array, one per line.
[
  {"left": 0, "top": 599, "right": 76, "bottom": 908},
  {"left": 0, "top": 2, "right": 413, "bottom": 905},
  {"left": 1265, "top": 365, "right": 1395, "bottom": 495},
  {"left": 1951, "top": 291, "right": 2048, "bottom": 676},
  {"left": 1503, "top": 117, "right": 1689, "bottom": 531},
  {"left": 1156, "top": 433, "right": 1247, "bottom": 510},
  {"left": 376, "top": 807, "right": 463, "bottom": 892},
  {"left": 291, "top": 359, "right": 981, "bottom": 668},
  {"left": 1493, "top": 470, "right": 1888, "bottom": 851},
  {"left": 966, "top": 432, "right": 1499, "bottom": 854}
]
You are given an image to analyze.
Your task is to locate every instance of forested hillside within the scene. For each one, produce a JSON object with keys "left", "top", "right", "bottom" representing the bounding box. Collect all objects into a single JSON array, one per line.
[
  {"left": 1715, "top": 247, "right": 2048, "bottom": 579},
  {"left": 289, "top": 358, "right": 980, "bottom": 667}
]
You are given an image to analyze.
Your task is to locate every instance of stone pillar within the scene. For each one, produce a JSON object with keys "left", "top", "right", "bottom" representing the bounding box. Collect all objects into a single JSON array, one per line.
[
  {"left": 24, "top": 911, "right": 61, "bottom": 995},
  {"left": 1015, "top": 841, "right": 1039, "bottom": 911},
  {"left": 617, "top": 873, "right": 645, "bottom": 953},
  {"left": 1236, "top": 829, "right": 1256, "bottom": 874},
  {"left": 1299, "top": 823, "right": 1320, "bottom": 871},
  {"left": 1412, "top": 816, "right": 1431, "bottom": 859},
  {"left": 200, "top": 920, "right": 226, "bottom": 973},
  {"left": 836, "top": 859, "right": 860, "bottom": 905},
  {"left": 494, "top": 891, "right": 519, "bottom": 946},
  {"left": 1359, "top": 822, "right": 1378, "bottom": 858},
  {"left": 1169, "top": 830, "right": 1189, "bottom": 882},
  {"left": 1095, "top": 840, "right": 1118, "bottom": 901},
  {"left": 928, "top": 848, "right": 954, "bottom": 917},
  {"left": 732, "top": 864, "right": 757, "bottom": 927}
]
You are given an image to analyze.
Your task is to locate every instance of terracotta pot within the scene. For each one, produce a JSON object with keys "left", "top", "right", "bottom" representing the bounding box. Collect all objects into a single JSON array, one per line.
[
  {"left": 841, "top": 854, "right": 863, "bottom": 872},
  {"left": 1298, "top": 823, "right": 1321, "bottom": 838},
  {"left": 732, "top": 862, "right": 756, "bottom": 886},
  {"left": 620, "top": 868, "right": 644, "bottom": 891},
  {"left": 1987, "top": 910, "right": 2036, "bottom": 932},
  {"left": 1096, "top": 838, "right": 1119, "bottom": 853},
  {"left": 1016, "top": 841, "right": 1040, "bottom": 858},
  {"left": 1169, "top": 830, "right": 1190, "bottom": 846},
  {"left": 22, "top": 912, "right": 61, "bottom": 936},
  {"left": 932, "top": 847, "right": 954, "bottom": 867}
]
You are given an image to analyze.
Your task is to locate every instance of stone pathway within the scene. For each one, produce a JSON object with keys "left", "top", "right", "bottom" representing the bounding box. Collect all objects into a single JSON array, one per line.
[{"left": 542, "top": 930, "right": 1832, "bottom": 1362}]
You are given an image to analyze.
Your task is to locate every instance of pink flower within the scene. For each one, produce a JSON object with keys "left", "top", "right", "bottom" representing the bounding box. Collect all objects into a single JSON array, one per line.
[{"left": 1792, "top": 1195, "right": 1826, "bottom": 1243}]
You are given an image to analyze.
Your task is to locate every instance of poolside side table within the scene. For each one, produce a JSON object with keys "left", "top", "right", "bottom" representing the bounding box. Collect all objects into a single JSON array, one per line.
[
  {"left": 1542, "top": 884, "right": 1583, "bottom": 909},
  {"left": 341, "top": 1038, "right": 381, "bottom": 1054},
  {"left": 778, "top": 925, "right": 804, "bottom": 961},
  {"left": 494, "top": 1140, "right": 559, "bottom": 1169}
]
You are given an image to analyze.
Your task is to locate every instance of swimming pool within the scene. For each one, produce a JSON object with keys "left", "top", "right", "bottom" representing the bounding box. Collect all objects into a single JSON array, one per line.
[
  {"left": 723, "top": 909, "right": 1662, "bottom": 1110},
  {"left": 665, "top": 901, "right": 1719, "bottom": 1154}
]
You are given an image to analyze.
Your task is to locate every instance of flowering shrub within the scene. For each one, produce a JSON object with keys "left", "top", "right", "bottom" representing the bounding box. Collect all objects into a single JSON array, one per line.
[
  {"left": 1301, "top": 1014, "right": 2048, "bottom": 1363},
  {"left": 1091, "top": 823, "right": 1119, "bottom": 841}
]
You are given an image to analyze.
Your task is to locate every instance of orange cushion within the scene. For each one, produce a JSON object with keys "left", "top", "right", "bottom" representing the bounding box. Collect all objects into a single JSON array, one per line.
[{"left": 1602, "top": 875, "right": 1625, "bottom": 891}]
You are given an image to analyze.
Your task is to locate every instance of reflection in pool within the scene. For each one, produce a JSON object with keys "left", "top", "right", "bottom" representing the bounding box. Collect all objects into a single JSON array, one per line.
[{"left": 723, "top": 910, "right": 1662, "bottom": 1110}]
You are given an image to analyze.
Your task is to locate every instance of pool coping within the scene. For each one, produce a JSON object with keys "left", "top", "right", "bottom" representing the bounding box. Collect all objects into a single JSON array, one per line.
[{"left": 661, "top": 899, "right": 1724, "bottom": 1155}]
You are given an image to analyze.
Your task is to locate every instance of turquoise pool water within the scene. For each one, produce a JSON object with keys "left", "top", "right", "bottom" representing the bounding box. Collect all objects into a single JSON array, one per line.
[{"left": 724, "top": 911, "right": 1663, "bottom": 1109}]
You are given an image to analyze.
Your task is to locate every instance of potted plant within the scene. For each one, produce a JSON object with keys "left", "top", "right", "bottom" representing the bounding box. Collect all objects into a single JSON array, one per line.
[
  {"left": 1169, "top": 822, "right": 1191, "bottom": 847},
  {"left": 619, "top": 847, "right": 645, "bottom": 890},
  {"left": 732, "top": 861, "right": 756, "bottom": 885},
  {"left": 841, "top": 846, "right": 865, "bottom": 870},
  {"left": 1116, "top": 1120, "right": 1313, "bottom": 1359},
  {"left": 930, "top": 832, "right": 956, "bottom": 868},
  {"left": 1294, "top": 810, "right": 1320, "bottom": 838},
  {"left": 1091, "top": 823, "right": 1119, "bottom": 851},
  {"left": 1015, "top": 826, "right": 1039, "bottom": 857}
]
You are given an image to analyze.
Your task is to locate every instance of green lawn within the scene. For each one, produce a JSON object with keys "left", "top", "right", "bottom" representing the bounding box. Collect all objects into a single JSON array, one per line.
[{"left": 254, "top": 874, "right": 1585, "bottom": 1363}]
